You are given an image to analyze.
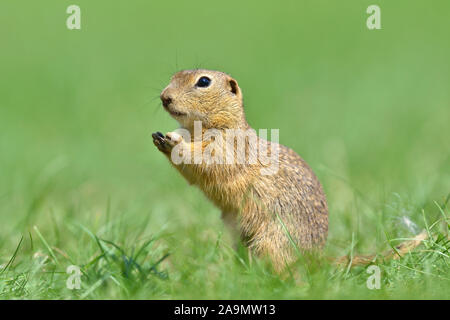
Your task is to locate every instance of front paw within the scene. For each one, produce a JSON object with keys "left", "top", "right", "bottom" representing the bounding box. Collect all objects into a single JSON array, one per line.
[
  {"left": 165, "top": 131, "right": 183, "bottom": 147},
  {"left": 152, "top": 131, "right": 183, "bottom": 154}
]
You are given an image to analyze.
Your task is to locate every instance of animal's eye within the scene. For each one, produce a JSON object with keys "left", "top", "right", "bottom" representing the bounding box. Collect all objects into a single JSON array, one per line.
[{"left": 196, "top": 76, "right": 211, "bottom": 88}]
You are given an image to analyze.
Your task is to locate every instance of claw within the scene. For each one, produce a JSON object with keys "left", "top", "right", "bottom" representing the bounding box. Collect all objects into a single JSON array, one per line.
[
  {"left": 152, "top": 132, "right": 164, "bottom": 140},
  {"left": 152, "top": 131, "right": 171, "bottom": 153}
]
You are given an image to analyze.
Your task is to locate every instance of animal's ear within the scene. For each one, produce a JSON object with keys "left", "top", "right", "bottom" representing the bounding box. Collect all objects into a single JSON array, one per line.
[{"left": 227, "top": 77, "right": 240, "bottom": 96}]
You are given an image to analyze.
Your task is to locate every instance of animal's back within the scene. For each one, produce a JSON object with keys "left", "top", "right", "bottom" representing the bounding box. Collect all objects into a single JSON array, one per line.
[{"left": 240, "top": 142, "right": 328, "bottom": 268}]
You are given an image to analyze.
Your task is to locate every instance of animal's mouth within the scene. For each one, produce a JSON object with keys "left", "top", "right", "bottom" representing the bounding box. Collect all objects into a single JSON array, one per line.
[
  {"left": 167, "top": 109, "right": 186, "bottom": 117},
  {"left": 164, "top": 105, "right": 186, "bottom": 117}
]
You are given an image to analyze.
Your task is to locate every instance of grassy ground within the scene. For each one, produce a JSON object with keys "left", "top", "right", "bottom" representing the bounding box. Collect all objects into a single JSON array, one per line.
[{"left": 0, "top": 1, "right": 449, "bottom": 299}]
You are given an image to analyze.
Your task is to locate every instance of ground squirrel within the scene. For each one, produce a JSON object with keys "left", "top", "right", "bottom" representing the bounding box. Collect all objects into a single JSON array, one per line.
[
  {"left": 152, "top": 69, "right": 426, "bottom": 272},
  {"left": 152, "top": 69, "right": 328, "bottom": 272}
]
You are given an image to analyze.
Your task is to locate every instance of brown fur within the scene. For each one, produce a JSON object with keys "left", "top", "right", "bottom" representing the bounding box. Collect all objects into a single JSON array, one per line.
[{"left": 152, "top": 69, "right": 328, "bottom": 272}]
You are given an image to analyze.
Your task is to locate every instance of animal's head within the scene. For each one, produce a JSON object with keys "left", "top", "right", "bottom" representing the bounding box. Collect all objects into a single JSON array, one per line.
[{"left": 160, "top": 69, "right": 247, "bottom": 130}]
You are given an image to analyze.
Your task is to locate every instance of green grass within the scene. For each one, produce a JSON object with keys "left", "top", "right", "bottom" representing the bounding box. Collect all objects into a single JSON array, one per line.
[{"left": 0, "top": 0, "right": 449, "bottom": 299}]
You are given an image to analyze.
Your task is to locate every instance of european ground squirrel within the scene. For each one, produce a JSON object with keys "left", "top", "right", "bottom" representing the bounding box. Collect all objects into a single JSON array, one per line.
[
  {"left": 152, "top": 69, "right": 327, "bottom": 272},
  {"left": 152, "top": 69, "right": 427, "bottom": 272}
]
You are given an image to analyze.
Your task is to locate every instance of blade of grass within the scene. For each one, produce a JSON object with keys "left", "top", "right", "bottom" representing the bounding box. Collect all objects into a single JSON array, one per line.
[
  {"left": 33, "top": 226, "right": 59, "bottom": 265},
  {"left": 0, "top": 236, "right": 23, "bottom": 274}
]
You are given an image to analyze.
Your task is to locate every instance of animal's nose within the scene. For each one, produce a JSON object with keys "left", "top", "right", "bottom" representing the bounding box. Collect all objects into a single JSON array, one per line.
[{"left": 160, "top": 94, "right": 172, "bottom": 108}]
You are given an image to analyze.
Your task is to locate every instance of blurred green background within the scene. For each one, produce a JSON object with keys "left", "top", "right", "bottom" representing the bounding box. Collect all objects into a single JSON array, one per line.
[{"left": 0, "top": 1, "right": 449, "bottom": 299}]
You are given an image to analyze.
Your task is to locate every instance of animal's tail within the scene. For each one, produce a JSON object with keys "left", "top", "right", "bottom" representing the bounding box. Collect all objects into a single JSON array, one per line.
[{"left": 333, "top": 230, "right": 428, "bottom": 267}]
